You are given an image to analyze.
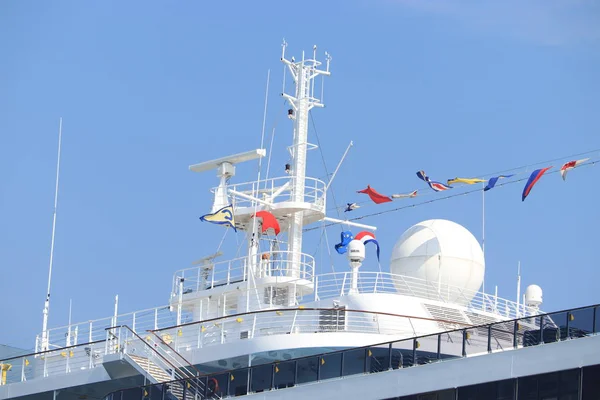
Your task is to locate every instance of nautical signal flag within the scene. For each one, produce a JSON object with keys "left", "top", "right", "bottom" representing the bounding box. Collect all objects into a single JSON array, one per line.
[
  {"left": 355, "top": 231, "right": 380, "bottom": 261},
  {"left": 484, "top": 175, "right": 514, "bottom": 191},
  {"left": 252, "top": 210, "right": 280, "bottom": 235},
  {"left": 522, "top": 167, "right": 552, "bottom": 201},
  {"left": 391, "top": 190, "right": 418, "bottom": 199},
  {"left": 334, "top": 231, "right": 354, "bottom": 255},
  {"left": 199, "top": 204, "right": 237, "bottom": 231},
  {"left": 344, "top": 202, "right": 360, "bottom": 212},
  {"left": 357, "top": 185, "right": 392, "bottom": 204},
  {"left": 446, "top": 177, "right": 486, "bottom": 185},
  {"left": 416, "top": 170, "right": 452, "bottom": 192},
  {"left": 560, "top": 158, "right": 589, "bottom": 181}
]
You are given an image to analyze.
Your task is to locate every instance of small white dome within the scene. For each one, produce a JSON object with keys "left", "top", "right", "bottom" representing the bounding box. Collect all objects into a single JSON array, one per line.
[
  {"left": 524, "top": 284, "right": 543, "bottom": 307},
  {"left": 390, "top": 219, "right": 485, "bottom": 304}
]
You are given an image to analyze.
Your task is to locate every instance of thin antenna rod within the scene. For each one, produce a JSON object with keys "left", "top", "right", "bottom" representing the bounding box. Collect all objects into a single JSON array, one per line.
[
  {"left": 516, "top": 261, "right": 522, "bottom": 317},
  {"left": 325, "top": 141, "right": 353, "bottom": 191},
  {"left": 41, "top": 117, "right": 63, "bottom": 351},
  {"left": 482, "top": 183, "right": 485, "bottom": 296}
]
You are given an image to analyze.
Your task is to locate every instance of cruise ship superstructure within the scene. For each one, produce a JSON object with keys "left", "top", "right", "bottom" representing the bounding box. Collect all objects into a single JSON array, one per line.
[{"left": 1, "top": 43, "right": 599, "bottom": 400}]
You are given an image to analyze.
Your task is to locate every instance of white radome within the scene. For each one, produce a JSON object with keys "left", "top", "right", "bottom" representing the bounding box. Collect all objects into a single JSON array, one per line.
[
  {"left": 390, "top": 219, "right": 485, "bottom": 304},
  {"left": 524, "top": 284, "right": 543, "bottom": 307}
]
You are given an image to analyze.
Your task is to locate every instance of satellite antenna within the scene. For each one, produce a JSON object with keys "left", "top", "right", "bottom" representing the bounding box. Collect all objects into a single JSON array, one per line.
[
  {"left": 189, "top": 149, "right": 266, "bottom": 213},
  {"left": 192, "top": 252, "right": 223, "bottom": 287},
  {"left": 191, "top": 251, "right": 223, "bottom": 266}
]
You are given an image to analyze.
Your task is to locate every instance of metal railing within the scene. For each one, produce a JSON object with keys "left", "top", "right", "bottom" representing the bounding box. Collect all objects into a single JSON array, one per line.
[
  {"left": 220, "top": 176, "right": 326, "bottom": 210},
  {"left": 311, "top": 272, "right": 540, "bottom": 319},
  {"left": 39, "top": 270, "right": 536, "bottom": 354},
  {"left": 106, "top": 325, "right": 206, "bottom": 396},
  {"left": 172, "top": 251, "right": 315, "bottom": 295},
  {"left": 35, "top": 304, "right": 193, "bottom": 353},
  {"left": 103, "top": 303, "right": 600, "bottom": 399}
]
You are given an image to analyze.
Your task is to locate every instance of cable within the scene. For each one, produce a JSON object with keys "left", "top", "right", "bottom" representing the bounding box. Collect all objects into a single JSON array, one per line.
[
  {"left": 327, "top": 150, "right": 600, "bottom": 214},
  {"left": 305, "top": 159, "right": 598, "bottom": 232},
  {"left": 310, "top": 111, "right": 343, "bottom": 220}
]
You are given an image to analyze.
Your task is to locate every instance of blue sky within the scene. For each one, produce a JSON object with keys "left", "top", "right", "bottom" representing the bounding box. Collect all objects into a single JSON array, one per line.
[{"left": 0, "top": 1, "right": 598, "bottom": 350}]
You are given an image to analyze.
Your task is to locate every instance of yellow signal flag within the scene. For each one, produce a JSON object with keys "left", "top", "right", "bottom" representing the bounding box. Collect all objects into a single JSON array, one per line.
[
  {"left": 69, "top": 350, "right": 74, "bottom": 358},
  {"left": 230, "top": 374, "right": 235, "bottom": 381},
  {"left": 177, "top": 329, "right": 183, "bottom": 337},
  {"left": 368, "top": 350, "right": 372, "bottom": 357},
  {"left": 201, "top": 326, "right": 207, "bottom": 332},
  {"left": 447, "top": 177, "right": 486, "bottom": 186},
  {"left": 187, "top": 382, "right": 191, "bottom": 389},
  {"left": 236, "top": 318, "right": 243, "bottom": 323},
  {"left": 321, "top": 358, "right": 325, "bottom": 365},
  {"left": 276, "top": 311, "right": 283, "bottom": 316},
  {"left": 143, "top": 389, "right": 148, "bottom": 397},
  {"left": 60, "top": 352, "right": 67, "bottom": 357},
  {"left": 275, "top": 365, "right": 279, "bottom": 373},
  {"left": 24, "top": 359, "right": 30, "bottom": 367}
]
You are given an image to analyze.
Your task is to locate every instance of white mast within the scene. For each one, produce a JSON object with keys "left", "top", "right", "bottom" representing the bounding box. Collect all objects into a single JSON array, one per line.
[
  {"left": 41, "top": 117, "right": 63, "bottom": 352},
  {"left": 281, "top": 42, "right": 331, "bottom": 277}
]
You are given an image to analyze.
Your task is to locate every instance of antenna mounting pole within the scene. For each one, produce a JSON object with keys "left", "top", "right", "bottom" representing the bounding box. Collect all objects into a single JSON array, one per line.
[
  {"left": 41, "top": 117, "right": 63, "bottom": 352},
  {"left": 281, "top": 44, "right": 331, "bottom": 277}
]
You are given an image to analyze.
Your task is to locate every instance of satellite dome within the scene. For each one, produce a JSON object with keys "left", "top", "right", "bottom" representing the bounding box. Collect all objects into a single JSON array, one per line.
[
  {"left": 390, "top": 219, "right": 485, "bottom": 304},
  {"left": 524, "top": 284, "right": 543, "bottom": 308}
]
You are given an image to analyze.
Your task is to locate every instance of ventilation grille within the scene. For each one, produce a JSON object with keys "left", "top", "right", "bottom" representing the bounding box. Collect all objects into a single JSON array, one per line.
[
  {"left": 319, "top": 307, "right": 346, "bottom": 332},
  {"left": 424, "top": 304, "right": 470, "bottom": 330},
  {"left": 264, "top": 287, "right": 289, "bottom": 306}
]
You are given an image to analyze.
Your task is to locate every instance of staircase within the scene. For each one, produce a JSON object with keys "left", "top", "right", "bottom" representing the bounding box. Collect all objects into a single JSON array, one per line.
[
  {"left": 107, "top": 325, "right": 210, "bottom": 399},
  {"left": 127, "top": 353, "right": 187, "bottom": 399}
]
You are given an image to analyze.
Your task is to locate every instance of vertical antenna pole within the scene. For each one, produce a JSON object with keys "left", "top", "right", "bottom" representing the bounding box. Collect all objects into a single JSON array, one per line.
[
  {"left": 41, "top": 117, "right": 63, "bottom": 352},
  {"left": 482, "top": 183, "right": 485, "bottom": 297},
  {"left": 516, "top": 262, "right": 521, "bottom": 318},
  {"left": 66, "top": 299, "right": 72, "bottom": 346}
]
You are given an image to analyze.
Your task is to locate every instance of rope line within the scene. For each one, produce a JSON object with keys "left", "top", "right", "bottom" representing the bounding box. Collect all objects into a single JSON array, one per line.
[{"left": 306, "top": 159, "right": 598, "bottom": 232}]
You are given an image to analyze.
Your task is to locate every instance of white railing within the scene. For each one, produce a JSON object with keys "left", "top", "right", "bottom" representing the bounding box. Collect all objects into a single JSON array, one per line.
[
  {"left": 150, "top": 308, "right": 422, "bottom": 354},
  {"left": 172, "top": 251, "right": 315, "bottom": 296},
  {"left": 310, "top": 272, "right": 541, "bottom": 320},
  {"left": 36, "top": 304, "right": 194, "bottom": 353},
  {"left": 220, "top": 176, "right": 326, "bottom": 209}
]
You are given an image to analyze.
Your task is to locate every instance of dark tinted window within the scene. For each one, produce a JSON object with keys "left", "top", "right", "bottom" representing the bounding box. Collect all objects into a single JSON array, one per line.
[{"left": 583, "top": 364, "right": 600, "bottom": 400}]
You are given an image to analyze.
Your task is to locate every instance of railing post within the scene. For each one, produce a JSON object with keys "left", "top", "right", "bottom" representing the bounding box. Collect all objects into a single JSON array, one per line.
[
  {"left": 388, "top": 343, "right": 393, "bottom": 370},
  {"left": 513, "top": 320, "right": 519, "bottom": 349},
  {"left": 314, "top": 276, "right": 318, "bottom": 301},
  {"left": 154, "top": 308, "right": 158, "bottom": 330},
  {"left": 565, "top": 312, "right": 571, "bottom": 340},
  {"left": 89, "top": 322, "right": 93, "bottom": 343},
  {"left": 487, "top": 325, "right": 492, "bottom": 353},
  {"left": 21, "top": 358, "right": 26, "bottom": 382},
  {"left": 252, "top": 314, "right": 257, "bottom": 338},
  {"left": 412, "top": 339, "right": 417, "bottom": 366},
  {"left": 462, "top": 329, "right": 467, "bottom": 357},
  {"left": 539, "top": 315, "right": 545, "bottom": 344},
  {"left": 271, "top": 364, "right": 276, "bottom": 391},
  {"left": 290, "top": 310, "right": 298, "bottom": 334},
  {"left": 317, "top": 356, "right": 322, "bottom": 381},
  {"left": 340, "top": 351, "right": 345, "bottom": 377},
  {"left": 593, "top": 306, "right": 597, "bottom": 334},
  {"left": 437, "top": 334, "right": 442, "bottom": 360},
  {"left": 294, "top": 360, "right": 299, "bottom": 386}
]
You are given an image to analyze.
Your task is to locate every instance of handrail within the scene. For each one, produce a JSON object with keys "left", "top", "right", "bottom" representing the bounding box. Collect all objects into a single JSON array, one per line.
[
  {"left": 105, "top": 325, "right": 183, "bottom": 378},
  {"left": 107, "top": 325, "right": 207, "bottom": 397},
  {"left": 0, "top": 339, "right": 105, "bottom": 364},
  {"left": 104, "top": 303, "right": 599, "bottom": 399},
  {"left": 147, "top": 330, "right": 203, "bottom": 377},
  {"left": 149, "top": 307, "right": 477, "bottom": 334}
]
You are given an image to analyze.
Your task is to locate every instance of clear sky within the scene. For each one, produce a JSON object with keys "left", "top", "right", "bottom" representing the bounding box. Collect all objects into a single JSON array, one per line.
[{"left": 1, "top": 1, "right": 599, "bottom": 350}]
